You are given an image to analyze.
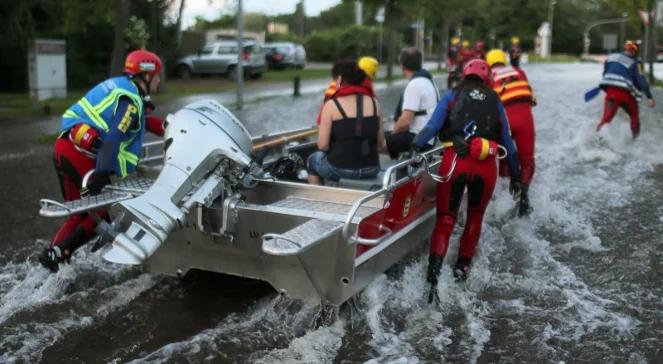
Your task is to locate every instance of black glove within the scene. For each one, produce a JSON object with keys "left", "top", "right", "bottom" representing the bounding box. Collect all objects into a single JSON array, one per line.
[
  {"left": 144, "top": 98, "right": 156, "bottom": 114},
  {"left": 81, "top": 171, "right": 111, "bottom": 196},
  {"left": 452, "top": 135, "right": 469, "bottom": 157},
  {"left": 509, "top": 175, "right": 522, "bottom": 200}
]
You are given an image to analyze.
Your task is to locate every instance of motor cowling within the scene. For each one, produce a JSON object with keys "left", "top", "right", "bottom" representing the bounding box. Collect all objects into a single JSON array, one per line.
[{"left": 103, "top": 100, "right": 255, "bottom": 265}]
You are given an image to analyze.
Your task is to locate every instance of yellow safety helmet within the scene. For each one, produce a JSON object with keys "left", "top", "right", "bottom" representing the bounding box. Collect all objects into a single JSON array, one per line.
[
  {"left": 486, "top": 49, "right": 507, "bottom": 67},
  {"left": 511, "top": 36, "right": 520, "bottom": 44},
  {"left": 358, "top": 56, "right": 379, "bottom": 79},
  {"left": 451, "top": 36, "right": 460, "bottom": 45},
  {"left": 462, "top": 40, "right": 470, "bottom": 48}
]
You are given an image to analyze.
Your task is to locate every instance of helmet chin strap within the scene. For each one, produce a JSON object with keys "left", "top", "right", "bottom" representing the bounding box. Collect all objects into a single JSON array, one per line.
[{"left": 131, "top": 73, "right": 152, "bottom": 97}]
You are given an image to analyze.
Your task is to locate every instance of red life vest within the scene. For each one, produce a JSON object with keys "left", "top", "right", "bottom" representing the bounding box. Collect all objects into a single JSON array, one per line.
[{"left": 490, "top": 66, "right": 533, "bottom": 105}]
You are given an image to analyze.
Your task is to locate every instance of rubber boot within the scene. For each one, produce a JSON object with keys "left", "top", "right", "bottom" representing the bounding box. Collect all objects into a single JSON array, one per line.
[
  {"left": 427, "top": 254, "right": 444, "bottom": 304},
  {"left": 518, "top": 186, "right": 532, "bottom": 217},
  {"left": 37, "top": 246, "right": 64, "bottom": 273},
  {"left": 37, "top": 226, "right": 87, "bottom": 273},
  {"left": 58, "top": 225, "right": 89, "bottom": 256},
  {"left": 453, "top": 256, "right": 472, "bottom": 281}
]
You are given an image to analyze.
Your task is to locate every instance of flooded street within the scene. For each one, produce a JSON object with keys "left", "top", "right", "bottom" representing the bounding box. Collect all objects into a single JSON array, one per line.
[{"left": 1, "top": 63, "right": 662, "bottom": 363}]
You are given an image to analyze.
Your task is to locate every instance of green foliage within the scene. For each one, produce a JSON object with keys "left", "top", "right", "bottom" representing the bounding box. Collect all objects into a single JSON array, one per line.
[
  {"left": 125, "top": 16, "right": 150, "bottom": 50},
  {"left": 193, "top": 12, "right": 268, "bottom": 33},
  {"left": 304, "top": 25, "right": 383, "bottom": 62},
  {"left": 265, "top": 32, "right": 302, "bottom": 43},
  {"left": 194, "top": 15, "right": 236, "bottom": 31},
  {"left": 59, "top": 0, "right": 113, "bottom": 34}
]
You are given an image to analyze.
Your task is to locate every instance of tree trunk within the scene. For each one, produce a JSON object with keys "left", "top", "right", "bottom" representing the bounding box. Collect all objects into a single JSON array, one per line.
[
  {"left": 150, "top": 0, "right": 158, "bottom": 52},
  {"left": 175, "top": 0, "right": 186, "bottom": 45},
  {"left": 110, "top": 0, "right": 131, "bottom": 76}
]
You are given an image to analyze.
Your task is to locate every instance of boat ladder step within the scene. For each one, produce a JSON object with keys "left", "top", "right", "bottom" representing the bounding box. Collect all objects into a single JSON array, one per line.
[
  {"left": 39, "top": 178, "right": 155, "bottom": 218},
  {"left": 39, "top": 191, "right": 134, "bottom": 218},
  {"left": 262, "top": 219, "right": 344, "bottom": 256},
  {"left": 262, "top": 196, "right": 380, "bottom": 222}
]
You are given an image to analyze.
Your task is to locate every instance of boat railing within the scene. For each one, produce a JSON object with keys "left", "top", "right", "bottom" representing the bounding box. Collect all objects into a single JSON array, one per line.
[{"left": 342, "top": 146, "right": 444, "bottom": 246}]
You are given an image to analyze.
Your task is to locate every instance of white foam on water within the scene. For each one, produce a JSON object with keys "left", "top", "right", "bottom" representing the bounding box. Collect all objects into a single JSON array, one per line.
[
  {"left": 0, "top": 150, "right": 35, "bottom": 161},
  {"left": 127, "top": 296, "right": 322, "bottom": 363},
  {"left": 251, "top": 320, "right": 345, "bottom": 363},
  {"left": 344, "top": 63, "right": 658, "bottom": 362},
  {"left": 0, "top": 241, "right": 138, "bottom": 326},
  {"left": 0, "top": 273, "right": 156, "bottom": 363}
]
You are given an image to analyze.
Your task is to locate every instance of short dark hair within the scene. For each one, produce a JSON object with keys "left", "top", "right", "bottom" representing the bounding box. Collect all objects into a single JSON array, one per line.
[
  {"left": 331, "top": 59, "right": 366, "bottom": 85},
  {"left": 399, "top": 47, "right": 422, "bottom": 72}
]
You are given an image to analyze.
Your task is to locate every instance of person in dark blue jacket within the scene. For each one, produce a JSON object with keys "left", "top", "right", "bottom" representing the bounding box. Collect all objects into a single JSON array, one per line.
[
  {"left": 410, "top": 59, "right": 521, "bottom": 303},
  {"left": 597, "top": 41, "right": 656, "bottom": 138}
]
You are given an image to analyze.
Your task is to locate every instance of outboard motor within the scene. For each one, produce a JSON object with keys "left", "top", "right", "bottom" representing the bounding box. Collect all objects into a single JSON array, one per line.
[{"left": 102, "top": 100, "right": 261, "bottom": 264}]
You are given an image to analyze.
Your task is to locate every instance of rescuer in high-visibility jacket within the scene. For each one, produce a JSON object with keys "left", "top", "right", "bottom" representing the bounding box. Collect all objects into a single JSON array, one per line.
[
  {"left": 596, "top": 40, "right": 655, "bottom": 139},
  {"left": 38, "top": 50, "right": 166, "bottom": 273},
  {"left": 487, "top": 48, "right": 537, "bottom": 217}
]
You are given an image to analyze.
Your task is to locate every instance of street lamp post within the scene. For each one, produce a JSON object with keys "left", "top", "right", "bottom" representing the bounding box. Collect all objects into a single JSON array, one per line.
[
  {"left": 620, "top": 12, "right": 627, "bottom": 45},
  {"left": 548, "top": 0, "right": 556, "bottom": 56},
  {"left": 236, "top": 0, "right": 244, "bottom": 110}
]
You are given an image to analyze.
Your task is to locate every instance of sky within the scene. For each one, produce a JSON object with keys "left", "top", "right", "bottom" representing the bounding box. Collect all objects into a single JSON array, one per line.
[{"left": 179, "top": 0, "right": 342, "bottom": 29}]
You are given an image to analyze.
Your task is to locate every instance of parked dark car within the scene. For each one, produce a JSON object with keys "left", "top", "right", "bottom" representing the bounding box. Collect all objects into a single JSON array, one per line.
[
  {"left": 175, "top": 40, "right": 267, "bottom": 79},
  {"left": 264, "top": 42, "right": 307, "bottom": 70}
]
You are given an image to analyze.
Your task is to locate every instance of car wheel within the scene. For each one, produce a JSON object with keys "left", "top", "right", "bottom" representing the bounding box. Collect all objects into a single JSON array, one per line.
[{"left": 177, "top": 65, "right": 192, "bottom": 80}]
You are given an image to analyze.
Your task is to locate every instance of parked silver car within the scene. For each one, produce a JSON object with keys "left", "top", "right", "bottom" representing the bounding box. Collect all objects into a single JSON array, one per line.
[
  {"left": 175, "top": 40, "right": 267, "bottom": 79},
  {"left": 264, "top": 42, "right": 307, "bottom": 69}
]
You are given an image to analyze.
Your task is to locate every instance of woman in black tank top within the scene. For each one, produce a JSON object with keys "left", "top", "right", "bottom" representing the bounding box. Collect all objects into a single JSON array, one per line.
[{"left": 308, "top": 60, "right": 386, "bottom": 185}]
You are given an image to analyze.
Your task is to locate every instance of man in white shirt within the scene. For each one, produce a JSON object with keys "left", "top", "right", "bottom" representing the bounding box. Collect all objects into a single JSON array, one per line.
[{"left": 384, "top": 47, "right": 440, "bottom": 159}]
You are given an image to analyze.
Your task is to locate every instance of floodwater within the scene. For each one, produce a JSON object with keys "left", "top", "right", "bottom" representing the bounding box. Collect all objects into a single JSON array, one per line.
[{"left": 1, "top": 63, "right": 662, "bottom": 363}]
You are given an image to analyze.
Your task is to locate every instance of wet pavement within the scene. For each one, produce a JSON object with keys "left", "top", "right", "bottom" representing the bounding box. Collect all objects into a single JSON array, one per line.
[{"left": 1, "top": 63, "right": 663, "bottom": 363}]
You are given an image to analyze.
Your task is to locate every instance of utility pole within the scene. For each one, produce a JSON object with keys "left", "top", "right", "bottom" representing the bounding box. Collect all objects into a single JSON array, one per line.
[
  {"left": 620, "top": 12, "right": 627, "bottom": 45},
  {"left": 548, "top": 0, "right": 557, "bottom": 57},
  {"left": 236, "top": 0, "right": 244, "bottom": 110}
]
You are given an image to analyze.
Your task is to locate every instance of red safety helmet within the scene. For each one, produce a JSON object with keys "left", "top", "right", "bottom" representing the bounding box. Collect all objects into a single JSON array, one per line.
[
  {"left": 124, "top": 50, "right": 163, "bottom": 77},
  {"left": 463, "top": 59, "right": 490, "bottom": 84},
  {"left": 624, "top": 40, "right": 639, "bottom": 54}
]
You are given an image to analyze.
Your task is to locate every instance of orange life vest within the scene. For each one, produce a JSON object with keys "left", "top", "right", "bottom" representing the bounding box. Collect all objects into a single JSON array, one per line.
[{"left": 490, "top": 66, "right": 533, "bottom": 105}]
